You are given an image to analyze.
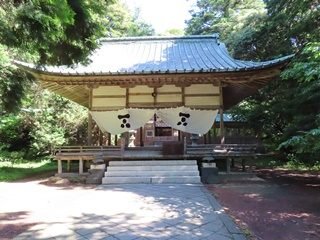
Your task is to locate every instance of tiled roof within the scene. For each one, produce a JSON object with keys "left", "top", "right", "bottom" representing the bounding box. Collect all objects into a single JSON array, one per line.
[{"left": 15, "top": 34, "right": 293, "bottom": 75}]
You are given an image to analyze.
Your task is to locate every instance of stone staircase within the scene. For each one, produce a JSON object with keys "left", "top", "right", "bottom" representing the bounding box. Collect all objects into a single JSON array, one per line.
[{"left": 102, "top": 160, "right": 201, "bottom": 184}]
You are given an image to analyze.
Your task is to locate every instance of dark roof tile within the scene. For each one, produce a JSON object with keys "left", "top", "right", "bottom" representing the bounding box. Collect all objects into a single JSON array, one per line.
[{"left": 14, "top": 35, "right": 294, "bottom": 75}]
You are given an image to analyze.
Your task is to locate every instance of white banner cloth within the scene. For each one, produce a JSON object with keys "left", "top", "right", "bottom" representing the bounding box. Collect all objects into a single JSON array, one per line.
[
  {"left": 90, "top": 109, "right": 154, "bottom": 135},
  {"left": 156, "top": 107, "right": 218, "bottom": 134},
  {"left": 90, "top": 107, "right": 218, "bottom": 135}
]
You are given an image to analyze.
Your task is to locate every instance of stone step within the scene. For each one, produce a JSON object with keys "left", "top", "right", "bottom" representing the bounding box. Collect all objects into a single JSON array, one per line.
[
  {"left": 107, "top": 165, "right": 198, "bottom": 171},
  {"left": 108, "top": 160, "right": 197, "bottom": 166},
  {"left": 102, "top": 160, "right": 201, "bottom": 184},
  {"left": 105, "top": 170, "right": 199, "bottom": 177},
  {"left": 102, "top": 176, "right": 201, "bottom": 184}
]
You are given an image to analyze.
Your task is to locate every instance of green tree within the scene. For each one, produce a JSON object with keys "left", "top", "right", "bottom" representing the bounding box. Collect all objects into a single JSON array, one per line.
[
  {"left": 276, "top": 43, "right": 320, "bottom": 166},
  {"left": 0, "top": 0, "right": 113, "bottom": 113},
  {"left": 0, "top": 0, "right": 156, "bottom": 159},
  {"left": 0, "top": 82, "right": 88, "bottom": 158},
  {"left": 228, "top": 0, "right": 319, "bottom": 61},
  {"left": 161, "top": 29, "right": 185, "bottom": 36},
  {"left": 105, "top": 1, "right": 155, "bottom": 37},
  {"left": 185, "top": 0, "right": 320, "bottom": 166},
  {"left": 0, "top": 0, "right": 111, "bottom": 66},
  {"left": 227, "top": 1, "right": 319, "bottom": 166},
  {"left": 185, "top": 0, "right": 265, "bottom": 40}
]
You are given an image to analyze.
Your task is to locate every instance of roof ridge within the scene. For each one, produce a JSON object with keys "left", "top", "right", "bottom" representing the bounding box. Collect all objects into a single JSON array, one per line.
[{"left": 99, "top": 34, "right": 220, "bottom": 43}]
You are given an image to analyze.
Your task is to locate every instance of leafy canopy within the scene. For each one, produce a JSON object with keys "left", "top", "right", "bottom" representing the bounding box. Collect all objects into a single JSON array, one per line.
[{"left": 185, "top": 0, "right": 320, "bottom": 166}]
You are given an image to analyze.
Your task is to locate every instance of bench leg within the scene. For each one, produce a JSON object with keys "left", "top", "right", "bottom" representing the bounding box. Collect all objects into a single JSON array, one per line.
[
  {"left": 242, "top": 158, "right": 246, "bottom": 172},
  {"left": 249, "top": 158, "right": 253, "bottom": 177},
  {"left": 226, "top": 158, "right": 231, "bottom": 173},
  {"left": 58, "top": 160, "right": 62, "bottom": 174},
  {"left": 231, "top": 158, "right": 235, "bottom": 168},
  {"left": 79, "top": 158, "right": 83, "bottom": 174},
  {"left": 67, "top": 160, "right": 71, "bottom": 172}
]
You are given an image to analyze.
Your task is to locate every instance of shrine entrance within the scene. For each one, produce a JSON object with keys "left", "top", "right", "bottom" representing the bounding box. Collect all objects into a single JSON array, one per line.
[{"left": 16, "top": 35, "right": 293, "bottom": 178}]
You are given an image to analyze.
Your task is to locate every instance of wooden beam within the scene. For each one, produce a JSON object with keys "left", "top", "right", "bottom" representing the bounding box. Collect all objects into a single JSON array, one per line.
[
  {"left": 126, "top": 88, "right": 129, "bottom": 107},
  {"left": 58, "top": 160, "right": 62, "bottom": 174},
  {"left": 219, "top": 81, "right": 225, "bottom": 144},
  {"left": 108, "top": 132, "right": 111, "bottom": 146},
  {"left": 153, "top": 87, "right": 157, "bottom": 106},
  {"left": 181, "top": 87, "right": 185, "bottom": 106},
  {"left": 87, "top": 87, "right": 93, "bottom": 145},
  {"left": 79, "top": 158, "right": 83, "bottom": 174},
  {"left": 87, "top": 111, "right": 93, "bottom": 145}
]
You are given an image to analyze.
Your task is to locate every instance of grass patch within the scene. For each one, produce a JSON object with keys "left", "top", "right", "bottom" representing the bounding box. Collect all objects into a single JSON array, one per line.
[{"left": 0, "top": 159, "right": 57, "bottom": 182}]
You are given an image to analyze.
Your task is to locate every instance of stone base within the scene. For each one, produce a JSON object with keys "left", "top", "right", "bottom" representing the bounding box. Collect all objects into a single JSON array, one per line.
[
  {"left": 86, "top": 169, "right": 105, "bottom": 184},
  {"left": 202, "top": 162, "right": 217, "bottom": 168},
  {"left": 201, "top": 167, "right": 219, "bottom": 184},
  {"left": 90, "top": 164, "right": 106, "bottom": 170},
  {"left": 55, "top": 173, "right": 88, "bottom": 178}
]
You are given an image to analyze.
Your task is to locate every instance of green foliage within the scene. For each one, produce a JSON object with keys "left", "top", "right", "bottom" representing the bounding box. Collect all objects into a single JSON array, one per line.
[
  {"left": 0, "top": 45, "right": 33, "bottom": 112},
  {"left": 281, "top": 43, "right": 320, "bottom": 82},
  {"left": 0, "top": 0, "right": 155, "bottom": 161},
  {"left": 105, "top": 1, "right": 155, "bottom": 37},
  {"left": 0, "top": 0, "right": 111, "bottom": 66},
  {"left": 160, "top": 29, "right": 185, "bottom": 36},
  {"left": 0, "top": 83, "right": 88, "bottom": 158},
  {"left": 0, "top": 0, "right": 111, "bottom": 113},
  {"left": 0, "top": 0, "right": 154, "bottom": 113},
  {"left": 0, "top": 159, "right": 56, "bottom": 182},
  {"left": 186, "top": 0, "right": 320, "bottom": 167},
  {"left": 185, "top": 0, "right": 265, "bottom": 40},
  {"left": 0, "top": 113, "right": 31, "bottom": 152},
  {"left": 278, "top": 129, "right": 320, "bottom": 168}
]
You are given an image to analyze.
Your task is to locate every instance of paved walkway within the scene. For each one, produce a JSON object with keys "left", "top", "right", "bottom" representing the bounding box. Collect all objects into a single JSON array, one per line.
[{"left": 1, "top": 182, "right": 245, "bottom": 239}]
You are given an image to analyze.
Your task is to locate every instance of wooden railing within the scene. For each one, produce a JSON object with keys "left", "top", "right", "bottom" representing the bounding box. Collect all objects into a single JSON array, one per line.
[
  {"left": 55, "top": 145, "right": 122, "bottom": 161},
  {"left": 53, "top": 142, "right": 258, "bottom": 174},
  {"left": 185, "top": 143, "right": 257, "bottom": 173},
  {"left": 185, "top": 144, "right": 257, "bottom": 157}
]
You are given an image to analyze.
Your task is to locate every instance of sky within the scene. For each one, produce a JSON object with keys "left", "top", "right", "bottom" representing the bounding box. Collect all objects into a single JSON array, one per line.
[{"left": 123, "top": 0, "right": 197, "bottom": 34}]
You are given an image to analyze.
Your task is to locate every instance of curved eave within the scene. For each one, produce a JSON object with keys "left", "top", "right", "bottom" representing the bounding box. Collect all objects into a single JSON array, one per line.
[
  {"left": 14, "top": 54, "right": 293, "bottom": 77},
  {"left": 14, "top": 55, "right": 293, "bottom": 109}
]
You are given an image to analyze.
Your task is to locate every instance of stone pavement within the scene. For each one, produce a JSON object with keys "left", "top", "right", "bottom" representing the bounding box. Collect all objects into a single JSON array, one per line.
[{"left": 6, "top": 183, "right": 246, "bottom": 240}]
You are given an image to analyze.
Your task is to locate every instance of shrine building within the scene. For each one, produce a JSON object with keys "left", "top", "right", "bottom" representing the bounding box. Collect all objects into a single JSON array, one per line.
[{"left": 15, "top": 34, "right": 292, "bottom": 147}]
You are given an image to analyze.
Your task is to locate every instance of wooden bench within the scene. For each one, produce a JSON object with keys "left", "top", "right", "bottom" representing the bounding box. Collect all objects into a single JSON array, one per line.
[
  {"left": 54, "top": 146, "right": 122, "bottom": 174},
  {"left": 186, "top": 144, "right": 257, "bottom": 173}
]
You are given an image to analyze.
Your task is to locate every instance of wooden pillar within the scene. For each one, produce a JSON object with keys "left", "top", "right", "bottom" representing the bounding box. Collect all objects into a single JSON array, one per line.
[
  {"left": 79, "top": 146, "right": 84, "bottom": 174},
  {"left": 67, "top": 160, "right": 71, "bottom": 172},
  {"left": 226, "top": 158, "right": 231, "bottom": 173},
  {"left": 87, "top": 112, "right": 92, "bottom": 146},
  {"left": 58, "top": 160, "right": 62, "bottom": 174},
  {"left": 87, "top": 86, "right": 93, "bottom": 146},
  {"left": 220, "top": 108, "right": 225, "bottom": 144},
  {"left": 183, "top": 137, "right": 187, "bottom": 155},
  {"left": 122, "top": 132, "right": 129, "bottom": 147},
  {"left": 140, "top": 127, "right": 143, "bottom": 146},
  {"left": 79, "top": 158, "right": 83, "bottom": 174},
  {"left": 219, "top": 81, "right": 225, "bottom": 144},
  {"left": 108, "top": 133, "right": 111, "bottom": 146},
  {"left": 249, "top": 157, "right": 255, "bottom": 178},
  {"left": 99, "top": 130, "right": 103, "bottom": 146},
  {"left": 231, "top": 158, "right": 235, "bottom": 168},
  {"left": 115, "top": 134, "right": 118, "bottom": 146},
  {"left": 121, "top": 138, "right": 125, "bottom": 156},
  {"left": 213, "top": 125, "right": 216, "bottom": 143},
  {"left": 242, "top": 158, "right": 246, "bottom": 172}
]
